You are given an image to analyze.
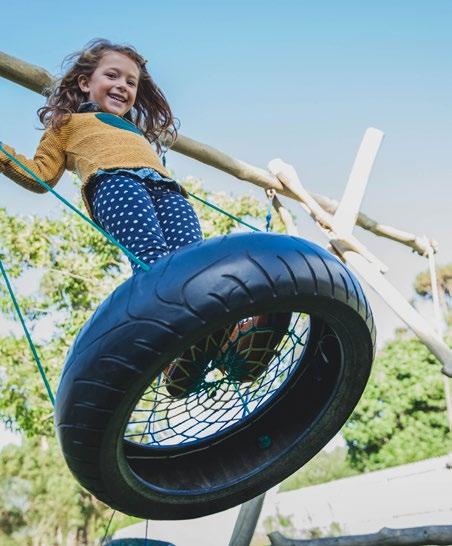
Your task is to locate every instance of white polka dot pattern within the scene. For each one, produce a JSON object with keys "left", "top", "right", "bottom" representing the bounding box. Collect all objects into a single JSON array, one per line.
[{"left": 90, "top": 173, "right": 203, "bottom": 273}]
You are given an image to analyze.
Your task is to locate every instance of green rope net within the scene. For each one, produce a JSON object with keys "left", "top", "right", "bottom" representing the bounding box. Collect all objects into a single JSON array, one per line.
[{"left": 125, "top": 312, "right": 311, "bottom": 447}]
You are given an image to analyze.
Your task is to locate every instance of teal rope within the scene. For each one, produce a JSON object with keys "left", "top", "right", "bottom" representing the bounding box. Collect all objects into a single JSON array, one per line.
[
  {"left": 232, "top": 381, "right": 250, "bottom": 417},
  {"left": 188, "top": 192, "right": 262, "bottom": 232},
  {"left": 0, "top": 145, "right": 150, "bottom": 272},
  {"left": 0, "top": 257, "right": 55, "bottom": 406},
  {"left": 0, "top": 145, "right": 272, "bottom": 409}
]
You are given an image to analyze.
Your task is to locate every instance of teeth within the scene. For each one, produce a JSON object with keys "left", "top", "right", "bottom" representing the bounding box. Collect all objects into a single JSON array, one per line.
[{"left": 109, "top": 94, "right": 125, "bottom": 102}]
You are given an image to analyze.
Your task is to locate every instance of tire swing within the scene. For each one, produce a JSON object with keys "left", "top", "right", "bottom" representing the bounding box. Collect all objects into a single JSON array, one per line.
[{"left": 55, "top": 232, "right": 375, "bottom": 520}]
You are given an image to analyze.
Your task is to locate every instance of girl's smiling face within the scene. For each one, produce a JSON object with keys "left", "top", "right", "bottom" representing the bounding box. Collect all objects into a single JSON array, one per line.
[{"left": 78, "top": 51, "right": 140, "bottom": 116}]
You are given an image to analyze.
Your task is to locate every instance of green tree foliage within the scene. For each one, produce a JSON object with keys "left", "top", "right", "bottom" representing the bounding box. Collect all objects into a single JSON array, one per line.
[
  {"left": 343, "top": 335, "right": 451, "bottom": 472},
  {"left": 0, "top": 177, "right": 278, "bottom": 544},
  {"left": 0, "top": 437, "right": 106, "bottom": 545},
  {"left": 414, "top": 263, "right": 451, "bottom": 300}
]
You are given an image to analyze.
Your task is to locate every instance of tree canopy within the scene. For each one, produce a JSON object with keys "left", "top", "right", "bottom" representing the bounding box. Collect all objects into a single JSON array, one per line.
[
  {"left": 343, "top": 333, "right": 451, "bottom": 472},
  {"left": 414, "top": 263, "right": 451, "bottom": 300}
]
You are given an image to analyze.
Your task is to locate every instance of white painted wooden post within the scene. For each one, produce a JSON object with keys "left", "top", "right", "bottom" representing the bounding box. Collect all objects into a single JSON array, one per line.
[
  {"left": 332, "top": 128, "right": 384, "bottom": 235},
  {"left": 428, "top": 248, "right": 447, "bottom": 336}
]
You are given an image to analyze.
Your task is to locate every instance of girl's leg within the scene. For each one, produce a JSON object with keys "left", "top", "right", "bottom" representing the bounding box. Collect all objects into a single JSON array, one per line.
[
  {"left": 91, "top": 174, "right": 170, "bottom": 274},
  {"left": 151, "top": 185, "right": 203, "bottom": 250}
]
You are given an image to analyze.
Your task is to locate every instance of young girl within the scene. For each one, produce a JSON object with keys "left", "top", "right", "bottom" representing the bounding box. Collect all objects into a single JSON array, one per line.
[
  {"left": 0, "top": 38, "right": 202, "bottom": 275},
  {"left": 0, "top": 38, "right": 290, "bottom": 396}
]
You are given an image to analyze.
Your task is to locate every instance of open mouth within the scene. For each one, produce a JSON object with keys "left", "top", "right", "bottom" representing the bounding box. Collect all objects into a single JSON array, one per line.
[{"left": 108, "top": 94, "right": 127, "bottom": 104}]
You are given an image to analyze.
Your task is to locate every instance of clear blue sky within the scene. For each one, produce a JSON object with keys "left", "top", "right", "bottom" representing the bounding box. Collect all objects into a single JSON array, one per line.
[{"left": 1, "top": 0, "right": 451, "bottom": 344}]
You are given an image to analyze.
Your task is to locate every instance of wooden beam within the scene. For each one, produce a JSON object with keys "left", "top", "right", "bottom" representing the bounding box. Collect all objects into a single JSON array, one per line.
[
  {"left": 341, "top": 247, "right": 452, "bottom": 376},
  {"left": 268, "top": 159, "right": 388, "bottom": 273},
  {"left": 269, "top": 525, "right": 452, "bottom": 546},
  {"left": 0, "top": 50, "right": 436, "bottom": 256},
  {"left": 272, "top": 194, "right": 299, "bottom": 236},
  {"left": 0, "top": 51, "right": 53, "bottom": 95}
]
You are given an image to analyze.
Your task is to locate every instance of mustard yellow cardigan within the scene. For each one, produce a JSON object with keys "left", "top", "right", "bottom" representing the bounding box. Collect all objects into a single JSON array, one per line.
[{"left": 0, "top": 112, "right": 185, "bottom": 218}]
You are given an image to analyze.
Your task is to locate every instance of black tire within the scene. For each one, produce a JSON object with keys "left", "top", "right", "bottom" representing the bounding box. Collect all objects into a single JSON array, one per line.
[{"left": 55, "top": 233, "right": 375, "bottom": 520}]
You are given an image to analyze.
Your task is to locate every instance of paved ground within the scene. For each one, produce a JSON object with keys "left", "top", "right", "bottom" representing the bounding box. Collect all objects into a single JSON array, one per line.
[{"left": 112, "top": 455, "right": 452, "bottom": 544}]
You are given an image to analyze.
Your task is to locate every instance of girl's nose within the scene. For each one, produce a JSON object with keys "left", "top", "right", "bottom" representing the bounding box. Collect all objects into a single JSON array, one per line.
[{"left": 116, "top": 79, "right": 127, "bottom": 91}]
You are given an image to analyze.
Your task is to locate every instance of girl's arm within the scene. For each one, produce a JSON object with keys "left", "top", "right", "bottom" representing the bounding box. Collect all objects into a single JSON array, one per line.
[{"left": 0, "top": 127, "right": 66, "bottom": 194}]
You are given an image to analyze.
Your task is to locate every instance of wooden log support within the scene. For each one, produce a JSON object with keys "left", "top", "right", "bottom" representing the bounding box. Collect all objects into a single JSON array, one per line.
[
  {"left": 341, "top": 247, "right": 452, "bottom": 376},
  {"left": 272, "top": 194, "right": 299, "bottom": 236},
  {"left": 310, "top": 193, "right": 438, "bottom": 257},
  {"left": 0, "top": 51, "right": 53, "bottom": 95},
  {"left": 268, "top": 525, "right": 452, "bottom": 546}
]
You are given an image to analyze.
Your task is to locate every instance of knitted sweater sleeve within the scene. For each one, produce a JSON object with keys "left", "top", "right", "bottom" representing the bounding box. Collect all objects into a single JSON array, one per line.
[{"left": 0, "top": 126, "right": 66, "bottom": 193}]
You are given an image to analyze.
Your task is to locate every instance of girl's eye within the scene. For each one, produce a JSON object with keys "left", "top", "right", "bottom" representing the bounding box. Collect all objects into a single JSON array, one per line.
[
  {"left": 128, "top": 81, "right": 136, "bottom": 87},
  {"left": 106, "top": 73, "right": 117, "bottom": 78}
]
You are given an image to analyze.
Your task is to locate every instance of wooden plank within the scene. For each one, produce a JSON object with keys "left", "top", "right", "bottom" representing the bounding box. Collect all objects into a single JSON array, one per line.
[{"left": 332, "top": 127, "right": 384, "bottom": 235}]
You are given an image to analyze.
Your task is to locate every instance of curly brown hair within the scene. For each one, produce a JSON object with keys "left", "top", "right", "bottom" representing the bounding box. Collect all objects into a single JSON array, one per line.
[{"left": 37, "top": 38, "right": 178, "bottom": 154}]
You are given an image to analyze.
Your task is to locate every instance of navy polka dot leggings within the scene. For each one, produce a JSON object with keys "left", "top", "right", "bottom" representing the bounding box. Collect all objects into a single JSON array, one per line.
[{"left": 90, "top": 173, "right": 203, "bottom": 274}]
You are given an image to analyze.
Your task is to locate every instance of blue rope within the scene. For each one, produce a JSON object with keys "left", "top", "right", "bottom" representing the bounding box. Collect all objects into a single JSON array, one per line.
[
  {"left": 265, "top": 204, "right": 272, "bottom": 232},
  {"left": 265, "top": 190, "right": 275, "bottom": 232}
]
